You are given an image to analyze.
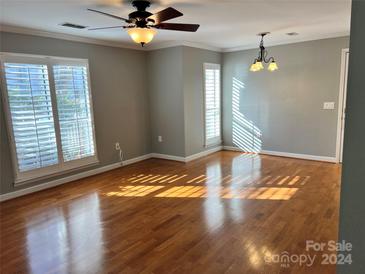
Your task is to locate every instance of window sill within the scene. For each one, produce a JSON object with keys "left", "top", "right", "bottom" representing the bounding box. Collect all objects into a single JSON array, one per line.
[{"left": 14, "top": 158, "right": 100, "bottom": 186}]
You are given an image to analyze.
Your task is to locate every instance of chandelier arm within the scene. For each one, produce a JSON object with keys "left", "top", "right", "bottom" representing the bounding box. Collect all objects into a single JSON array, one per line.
[
  {"left": 264, "top": 56, "right": 275, "bottom": 63},
  {"left": 263, "top": 50, "right": 268, "bottom": 63}
]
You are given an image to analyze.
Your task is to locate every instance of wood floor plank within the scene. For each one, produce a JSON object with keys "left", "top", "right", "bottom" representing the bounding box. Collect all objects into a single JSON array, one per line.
[{"left": 0, "top": 151, "right": 341, "bottom": 273}]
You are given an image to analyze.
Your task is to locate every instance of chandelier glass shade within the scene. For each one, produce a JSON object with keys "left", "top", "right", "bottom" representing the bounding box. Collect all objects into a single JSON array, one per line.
[{"left": 250, "top": 33, "right": 278, "bottom": 72}]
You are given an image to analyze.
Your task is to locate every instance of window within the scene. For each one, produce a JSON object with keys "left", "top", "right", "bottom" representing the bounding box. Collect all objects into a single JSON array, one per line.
[
  {"left": 53, "top": 65, "right": 95, "bottom": 162},
  {"left": 1, "top": 53, "right": 97, "bottom": 184},
  {"left": 204, "top": 63, "right": 221, "bottom": 146}
]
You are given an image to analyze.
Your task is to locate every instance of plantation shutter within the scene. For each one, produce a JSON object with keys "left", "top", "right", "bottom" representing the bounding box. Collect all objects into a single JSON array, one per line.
[
  {"left": 1, "top": 54, "right": 98, "bottom": 184},
  {"left": 204, "top": 63, "right": 221, "bottom": 146},
  {"left": 3, "top": 63, "right": 58, "bottom": 172},
  {"left": 53, "top": 65, "right": 95, "bottom": 162}
]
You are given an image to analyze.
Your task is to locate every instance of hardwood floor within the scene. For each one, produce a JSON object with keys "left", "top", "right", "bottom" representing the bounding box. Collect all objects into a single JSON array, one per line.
[{"left": 0, "top": 151, "right": 341, "bottom": 274}]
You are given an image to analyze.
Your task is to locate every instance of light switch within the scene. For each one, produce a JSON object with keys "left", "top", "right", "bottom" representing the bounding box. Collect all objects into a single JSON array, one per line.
[
  {"left": 323, "top": 102, "right": 335, "bottom": 110},
  {"left": 158, "top": 136, "right": 163, "bottom": 142}
]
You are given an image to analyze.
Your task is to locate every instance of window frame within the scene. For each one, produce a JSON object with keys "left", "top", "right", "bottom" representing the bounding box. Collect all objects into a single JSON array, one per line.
[
  {"left": 0, "top": 52, "right": 98, "bottom": 185},
  {"left": 203, "top": 62, "right": 222, "bottom": 147}
]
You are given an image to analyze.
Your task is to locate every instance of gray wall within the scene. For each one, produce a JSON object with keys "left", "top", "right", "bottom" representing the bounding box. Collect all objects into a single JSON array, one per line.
[
  {"left": 147, "top": 47, "right": 186, "bottom": 157},
  {"left": 183, "top": 46, "right": 222, "bottom": 156},
  {"left": 338, "top": 1, "right": 365, "bottom": 273},
  {"left": 222, "top": 37, "right": 349, "bottom": 157},
  {"left": 0, "top": 31, "right": 353, "bottom": 197},
  {"left": 0, "top": 31, "right": 150, "bottom": 194},
  {"left": 147, "top": 46, "right": 222, "bottom": 157}
]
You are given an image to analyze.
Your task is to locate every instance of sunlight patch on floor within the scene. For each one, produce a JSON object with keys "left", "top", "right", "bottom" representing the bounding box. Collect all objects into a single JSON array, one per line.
[
  {"left": 105, "top": 186, "right": 164, "bottom": 197},
  {"left": 105, "top": 186, "right": 298, "bottom": 200}
]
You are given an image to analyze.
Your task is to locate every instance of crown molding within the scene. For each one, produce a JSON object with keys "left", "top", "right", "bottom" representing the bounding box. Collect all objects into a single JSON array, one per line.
[
  {"left": 0, "top": 25, "right": 144, "bottom": 51},
  {"left": 1, "top": 24, "right": 350, "bottom": 53},
  {"left": 0, "top": 24, "right": 222, "bottom": 52},
  {"left": 222, "top": 31, "right": 350, "bottom": 52},
  {"left": 146, "top": 40, "right": 223, "bottom": 52}
]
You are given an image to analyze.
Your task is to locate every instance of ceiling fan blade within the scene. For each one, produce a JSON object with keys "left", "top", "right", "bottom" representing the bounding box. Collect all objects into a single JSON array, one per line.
[
  {"left": 154, "top": 23, "right": 200, "bottom": 32},
  {"left": 87, "top": 8, "right": 129, "bottom": 22},
  {"left": 148, "top": 7, "right": 183, "bottom": 24},
  {"left": 88, "top": 26, "right": 124, "bottom": 30}
]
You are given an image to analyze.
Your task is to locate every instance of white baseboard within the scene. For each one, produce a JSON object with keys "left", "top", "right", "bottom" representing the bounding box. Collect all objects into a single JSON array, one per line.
[
  {"left": 151, "top": 146, "right": 222, "bottom": 163},
  {"left": 150, "top": 153, "right": 185, "bottom": 162},
  {"left": 223, "top": 146, "right": 244, "bottom": 152},
  {"left": 122, "top": 154, "right": 152, "bottom": 165},
  {"left": 0, "top": 146, "right": 338, "bottom": 202},
  {"left": 260, "top": 150, "right": 337, "bottom": 163},
  {"left": 223, "top": 146, "right": 338, "bottom": 163},
  {"left": 185, "top": 146, "right": 222, "bottom": 162},
  {"left": 0, "top": 154, "right": 152, "bottom": 202}
]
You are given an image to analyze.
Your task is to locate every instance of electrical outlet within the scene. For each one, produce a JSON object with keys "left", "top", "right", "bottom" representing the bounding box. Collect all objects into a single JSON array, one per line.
[
  {"left": 115, "top": 142, "right": 120, "bottom": 150},
  {"left": 323, "top": 102, "right": 335, "bottom": 110},
  {"left": 158, "top": 136, "right": 163, "bottom": 142}
]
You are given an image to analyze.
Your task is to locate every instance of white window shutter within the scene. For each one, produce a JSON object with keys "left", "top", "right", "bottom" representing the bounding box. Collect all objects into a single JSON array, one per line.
[
  {"left": 1, "top": 54, "right": 98, "bottom": 184},
  {"left": 53, "top": 65, "right": 95, "bottom": 162},
  {"left": 204, "top": 63, "right": 221, "bottom": 146},
  {"left": 4, "top": 63, "right": 58, "bottom": 171}
]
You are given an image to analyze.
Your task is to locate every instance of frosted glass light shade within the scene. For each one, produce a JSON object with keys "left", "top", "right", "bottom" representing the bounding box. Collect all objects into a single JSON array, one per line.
[
  {"left": 127, "top": 28, "right": 157, "bottom": 46},
  {"left": 256, "top": 61, "right": 264, "bottom": 70},
  {"left": 250, "top": 61, "right": 264, "bottom": 72},
  {"left": 268, "top": 61, "right": 279, "bottom": 71},
  {"left": 250, "top": 62, "right": 258, "bottom": 72}
]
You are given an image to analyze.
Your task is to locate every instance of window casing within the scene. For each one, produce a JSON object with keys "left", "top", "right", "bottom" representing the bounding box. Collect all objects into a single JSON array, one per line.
[
  {"left": 1, "top": 53, "right": 98, "bottom": 184},
  {"left": 204, "top": 63, "right": 221, "bottom": 147}
]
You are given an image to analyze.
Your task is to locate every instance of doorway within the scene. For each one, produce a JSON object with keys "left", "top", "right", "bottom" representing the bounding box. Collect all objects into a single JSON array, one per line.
[{"left": 336, "top": 48, "right": 349, "bottom": 163}]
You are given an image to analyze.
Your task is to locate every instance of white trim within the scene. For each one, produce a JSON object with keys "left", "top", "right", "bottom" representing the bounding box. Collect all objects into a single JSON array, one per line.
[
  {"left": 222, "top": 32, "right": 350, "bottom": 52},
  {"left": 0, "top": 154, "right": 152, "bottom": 202},
  {"left": 1, "top": 24, "right": 348, "bottom": 53},
  {"left": 260, "top": 150, "right": 337, "bottom": 163},
  {"left": 335, "top": 48, "right": 350, "bottom": 163},
  {"left": 0, "top": 25, "right": 222, "bottom": 52},
  {"left": 0, "top": 25, "right": 143, "bottom": 51},
  {"left": 150, "top": 153, "right": 186, "bottom": 162},
  {"left": 151, "top": 146, "right": 222, "bottom": 163},
  {"left": 122, "top": 154, "right": 152, "bottom": 165},
  {"left": 223, "top": 146, "right": 244, "bottom": 152},
  {"left": 0, "top": 51, "right": 90, "bottom": 62},
  {"left": 222, "top": 146, "right": 337, "bottom": 163},
  {"left": 0, "top": 52, "right": 99, "bottom": 184},
  {"left": 185, "top": 146, "right": 222, "bottom": 162},
  {"left": 146, "top": 40, "right": 222, "bottom": 52},
  {"left": 0, "top": 145, "right": 339, "bottom": 201}
]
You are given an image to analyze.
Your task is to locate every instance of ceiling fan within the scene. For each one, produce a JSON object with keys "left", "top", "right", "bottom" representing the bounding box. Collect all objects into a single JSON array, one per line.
[{"left": 87, "top": 0, "right": 200, "bottom": 46}]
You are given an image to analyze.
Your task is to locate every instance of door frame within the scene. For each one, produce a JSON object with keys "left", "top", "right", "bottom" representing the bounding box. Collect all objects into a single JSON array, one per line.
[{"left": 335, "top": 48, "right": 349, "bottom": 163}]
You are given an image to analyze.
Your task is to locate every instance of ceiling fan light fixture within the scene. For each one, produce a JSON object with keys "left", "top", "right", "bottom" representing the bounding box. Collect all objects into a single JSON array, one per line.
[
  {"left": 127, "top": 27, "right": 157, "bottom": 46},
  {"left": 88, "top": 3, "right": 199, "bottom": 46}
]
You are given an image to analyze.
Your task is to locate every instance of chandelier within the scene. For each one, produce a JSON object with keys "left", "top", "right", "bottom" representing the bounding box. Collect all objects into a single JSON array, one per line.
[{"left": 250, "top": 32, "right": 278, "bottom": 72}]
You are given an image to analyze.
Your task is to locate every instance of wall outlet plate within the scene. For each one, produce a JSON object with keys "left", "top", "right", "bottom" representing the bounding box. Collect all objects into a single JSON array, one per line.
[
  {"left": 115, "top": 142, "right": 120, "bottom": 150},
  {"left": 323, "top": 102, "right": 335, "bottom": 110},
  {"left": 158, "top": 136, "right": 163, "bottom": 142}
]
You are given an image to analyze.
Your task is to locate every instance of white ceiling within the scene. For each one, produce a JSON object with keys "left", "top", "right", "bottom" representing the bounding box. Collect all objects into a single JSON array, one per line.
[{"left": 0, "top": 0, "right": 352, "bottom": 51}]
